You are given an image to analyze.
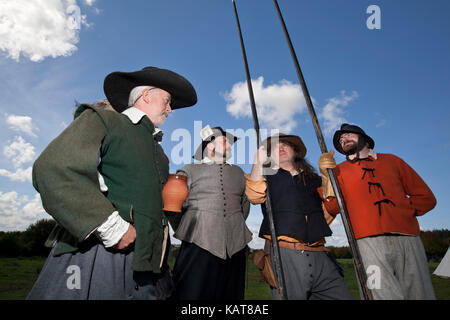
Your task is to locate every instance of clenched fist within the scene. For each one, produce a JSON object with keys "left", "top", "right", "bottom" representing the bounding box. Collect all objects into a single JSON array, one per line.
[{"left": 114, "top": 224, "right": 136, "bottom": 250}]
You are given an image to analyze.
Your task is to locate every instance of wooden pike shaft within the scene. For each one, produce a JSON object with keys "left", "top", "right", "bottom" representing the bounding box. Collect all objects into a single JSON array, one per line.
[
  {"left": 271, "top": 0, "right": 373, "bottom": 300},
  {"left": 231, "top": 0, "right": 288, "bottom": 300}
]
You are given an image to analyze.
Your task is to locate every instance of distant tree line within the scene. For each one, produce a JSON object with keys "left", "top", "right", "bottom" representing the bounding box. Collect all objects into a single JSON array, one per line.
[
  {"left": 328, "top": 230, "right": 450, "bottom": 261},
  {"left": 0, "top": 219, "right": 449, "bottom": 260},
  {"left": 420, "top": 229, "right": 450, "bottom": 261},
  {"left": 0, "top": 219, "right": 56, "bottom": 257}
]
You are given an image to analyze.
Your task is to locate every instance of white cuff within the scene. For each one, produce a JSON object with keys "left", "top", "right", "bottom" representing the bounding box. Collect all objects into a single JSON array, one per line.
[
  {"left": 97, "top": 154, "right": 108, "bottom": 192},
  {"left": 95, "top": 211, "right": 130, "bottom": 248}
]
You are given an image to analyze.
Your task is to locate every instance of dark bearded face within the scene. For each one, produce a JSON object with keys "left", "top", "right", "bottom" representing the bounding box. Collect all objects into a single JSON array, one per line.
[
  {"left": 209, "top": 135, "right": 232, "bottom": 160},
  {"left": 339, "top": 133, "right": 359, "bottom": 155},
  {"left": 342, "top": 141, "right": 358, "bottom": 154}
]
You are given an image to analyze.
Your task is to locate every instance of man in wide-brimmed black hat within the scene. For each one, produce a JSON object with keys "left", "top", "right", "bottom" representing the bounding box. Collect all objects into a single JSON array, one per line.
[
  {"left": 245, "top": 133, "right": 353, "bottom": 300},
  {"left": 170, "top": 124, "right": 252, "bottom": 300},
  {"left": 319, "top": 123, "right": 436, "bottom": 299},
  {"left": 27, "top": 67, "right": 196, "bottom": 300}
]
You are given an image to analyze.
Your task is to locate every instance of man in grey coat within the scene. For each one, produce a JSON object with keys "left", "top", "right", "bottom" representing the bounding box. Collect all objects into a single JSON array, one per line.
[{"left": 170, "top": 125, "right": 252, "bottom": 300}]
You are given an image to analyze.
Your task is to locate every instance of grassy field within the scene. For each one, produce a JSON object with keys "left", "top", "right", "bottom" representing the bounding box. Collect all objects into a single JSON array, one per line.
[
  {"left": 0, "top": 255, "right": 448, "bottom": 300},
  {"left": 0, "top": 257, "right": 46, "bottom": 300}
]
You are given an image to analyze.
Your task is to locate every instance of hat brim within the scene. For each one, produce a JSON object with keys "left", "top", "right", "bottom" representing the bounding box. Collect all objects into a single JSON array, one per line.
[
  {"left": 104, "top": 67, "right": 197, "bottom": 113},
  {"left": 263, "top": 134, "right": 307, "bottom": 158},
  {"left": 193, "top": 131, "right": 239, "bottom": 161},
  {"left": 333, "top": 129, "right": 375, "bottom": 154}
]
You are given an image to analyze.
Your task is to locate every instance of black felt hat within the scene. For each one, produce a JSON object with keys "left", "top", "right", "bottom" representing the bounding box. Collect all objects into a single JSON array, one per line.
[
  {"left": 103, "top": 66, "right": 197, "bottom": 112},
  {"left": 333, "top": 123, "right": 375, "bottom": 154},
  {"left": 193, "top": 126, "right": 239, "bottom": 161}
]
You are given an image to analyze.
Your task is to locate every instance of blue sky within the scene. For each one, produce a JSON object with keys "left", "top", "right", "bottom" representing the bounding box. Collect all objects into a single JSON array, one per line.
[{"left": 0, "top": 0, "right": 449, "bottom": 248}]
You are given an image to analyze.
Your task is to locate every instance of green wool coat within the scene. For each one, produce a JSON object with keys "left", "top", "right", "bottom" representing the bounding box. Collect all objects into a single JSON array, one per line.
[{"left": 33, "top": 104, "right": 169, "bottom": 273}]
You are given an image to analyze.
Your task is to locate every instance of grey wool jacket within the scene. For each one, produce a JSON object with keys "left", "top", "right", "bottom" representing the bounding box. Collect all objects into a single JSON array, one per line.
[{"left": 172, "top": 162, "right": 252, "bottom": 259}]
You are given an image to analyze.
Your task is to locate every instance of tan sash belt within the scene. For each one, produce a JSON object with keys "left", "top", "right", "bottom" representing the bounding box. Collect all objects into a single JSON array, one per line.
[{"left": 276, "top": 240, "right": 330, "bottom": 252}]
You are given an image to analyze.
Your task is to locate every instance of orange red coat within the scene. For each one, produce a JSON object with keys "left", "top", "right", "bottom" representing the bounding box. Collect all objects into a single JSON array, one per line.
[{"left": 320, "top": 153, "right": 436, "bottom": 240}]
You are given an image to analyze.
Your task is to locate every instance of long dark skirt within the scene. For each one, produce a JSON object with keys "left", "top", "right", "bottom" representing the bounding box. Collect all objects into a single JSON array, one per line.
[
  {"left": 26, "top": 240, "right": 173, "bottom": 300},
  {"left": 172, "top": 241, "right": 246, "bottom": 300}
]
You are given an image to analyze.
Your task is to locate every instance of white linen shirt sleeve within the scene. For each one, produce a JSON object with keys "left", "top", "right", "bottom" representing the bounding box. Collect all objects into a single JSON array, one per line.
[{"left": 95, "top": 211, "right": 130, "bottom": 247}]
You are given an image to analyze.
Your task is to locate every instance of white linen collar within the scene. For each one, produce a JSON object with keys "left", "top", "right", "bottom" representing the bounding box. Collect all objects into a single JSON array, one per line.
[
  {"left": 348, "top": 149, "right": 377, "bottom": 160},
  {"left": 121, "top": 107, "right": 162, "bottom": 136},
  {"left": 121, "top": 107, "right": 147, "bottom": 124}
]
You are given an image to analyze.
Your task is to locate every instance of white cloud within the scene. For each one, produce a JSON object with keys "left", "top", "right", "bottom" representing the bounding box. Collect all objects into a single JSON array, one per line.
[
  {"left": 83, "top": 0, "right": 101, "bottom": 15},
  {"left": 321, "top": 91, "right": 359, "bottom": 136},
  {"left": 327, "top": 218, "right": 350, "bottom": 247},
  {"left": 0, "top": 166, "right": 33, "bottom": 182},
  {"left": 247, "top": 225, "right": 264, "bottom": 249},
  {"left": 0, "top": 0, "right": 90, "bottom": 62},
  {"left": 5, "top": 115, "right": 38, "bottom": 137},
  {"left": 3, "top": 136, "right": 35, "bottom": 168},
  {"left": 0, "top": 191, "right": 23, "bottom": 217},
  {"left": 327, "top": 233, "right": 349, "bottom": 247},
  {"left": 0, "top": 136, "right": 35, "bottom": 182},
  {"left": 376, "top": 119, "right": 386, "bottom": 128},
  {"left": 0, "top": 192, "right": 46, "bottom": 231},
  {"left": 22, "top": 193, "right": 46, "bottom": 220},
  {"left": 224, "top": 77, "right": 307, "bottom": 133}
]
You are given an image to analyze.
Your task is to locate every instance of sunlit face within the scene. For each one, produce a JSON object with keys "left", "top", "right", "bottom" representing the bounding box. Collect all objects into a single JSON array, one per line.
[
  {"left": 272, "top": 141, "right": 294, "bottom": 165},
  {"left": 339, "top": 132, "right": 359, "bottom": 153},
  {"left": 208, "top": 135, "right": 232, "bottom": 159},
  {"left": 139, "top": 88, "right": 172, "bottom": 127}
]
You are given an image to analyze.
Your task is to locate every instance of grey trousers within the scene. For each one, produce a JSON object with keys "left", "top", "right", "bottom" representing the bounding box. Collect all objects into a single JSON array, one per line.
[
  {"left": 270, "top": 246, "right": 354, "bottom": 300},
  {"left": 27, "top": 242, "right": 171, "bottom": 300},
  {"left": 357, "top": 234, "right": 436, "bottom": 300}
]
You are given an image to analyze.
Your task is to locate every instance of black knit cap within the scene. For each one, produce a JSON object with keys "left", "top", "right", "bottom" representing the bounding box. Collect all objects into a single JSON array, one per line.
[
  {"left": 103, "top": 66, "right": 197, "bottom": 112},
  {"left": 333, "top": 123, "right": 375, "bottom": 155}
]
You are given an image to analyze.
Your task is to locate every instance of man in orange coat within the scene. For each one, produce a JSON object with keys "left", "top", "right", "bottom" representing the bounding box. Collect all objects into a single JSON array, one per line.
[{"left": 319, "top": 123, "right": 436, "bottom": 300}]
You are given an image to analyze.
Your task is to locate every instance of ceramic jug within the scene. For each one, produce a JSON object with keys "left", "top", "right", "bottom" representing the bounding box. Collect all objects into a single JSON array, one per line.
[{"left": 162, "top": 174, "right": 188, "bottom": 212}]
